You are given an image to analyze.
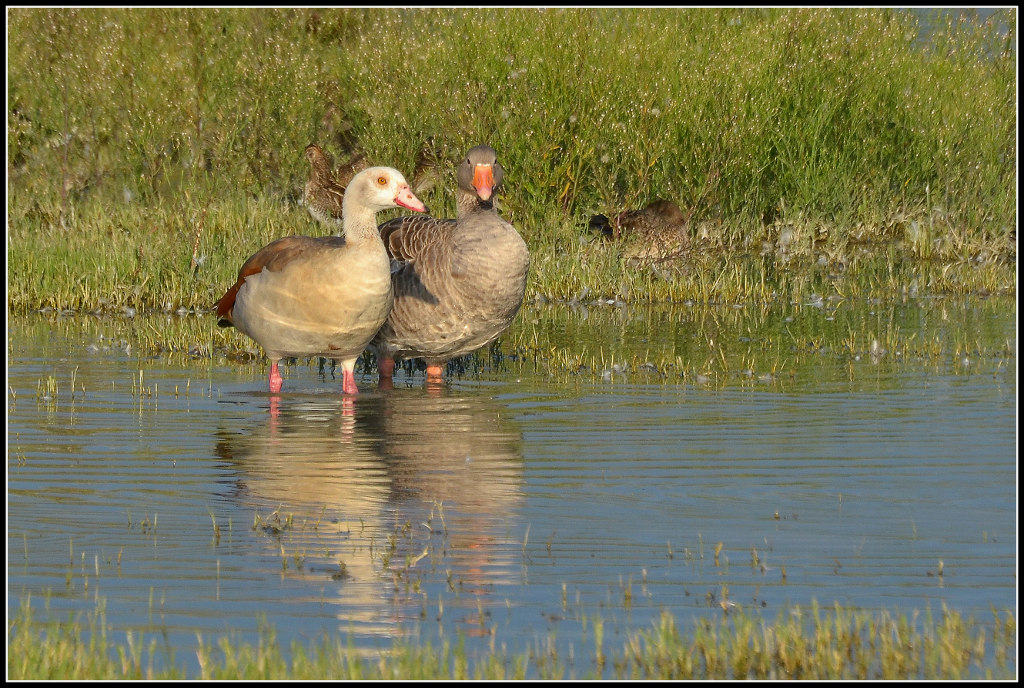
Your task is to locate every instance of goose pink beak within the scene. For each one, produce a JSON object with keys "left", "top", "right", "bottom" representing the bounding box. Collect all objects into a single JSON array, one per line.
[
  {"left": 472, "top": 164, "right": 494, "bottom": 201},
  {"left": 395, "top": 185, "right": 427, "bottom": 213}
]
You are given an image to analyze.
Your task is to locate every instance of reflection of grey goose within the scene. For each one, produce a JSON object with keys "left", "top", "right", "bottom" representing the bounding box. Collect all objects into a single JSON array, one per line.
[
  {"left": 371, "top": 145, "right": 530, "bottom": 387},
  {"left": 216, "top": 167, "right": 426, "bottom": 394}
]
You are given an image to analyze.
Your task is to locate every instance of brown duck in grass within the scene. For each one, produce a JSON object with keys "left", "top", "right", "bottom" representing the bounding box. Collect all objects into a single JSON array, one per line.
[
  {"left": 589, "top": 199, "right": 691, "bottom": 263},
  {"left": 216, "top": 167, "right": 427, "bottom": 395},
  {"left": 370, "top": 144, "right": 531, "bottom": 388},
  {"left": 303, "top": 143, "right": 368, "bottom": 233}
]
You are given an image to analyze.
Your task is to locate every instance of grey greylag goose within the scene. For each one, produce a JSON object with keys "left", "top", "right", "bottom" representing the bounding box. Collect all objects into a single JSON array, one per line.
[
  {"left": 216, "top": 167, "right": 427, "bottom": 394},
  {"left": 370, "top": 144, "right": 530, "bottom": 388}
]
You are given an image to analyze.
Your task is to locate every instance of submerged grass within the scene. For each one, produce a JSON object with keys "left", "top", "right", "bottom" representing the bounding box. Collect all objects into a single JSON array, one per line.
[
  {"left": 6, "top": 8, "right": 1017, "bottom": 317},
  {"left": 9, "top": 285, "right": 1017, "bottom": 394},
  {"left": 8, "top": 596, "right": 1015, "bottom": 680}
]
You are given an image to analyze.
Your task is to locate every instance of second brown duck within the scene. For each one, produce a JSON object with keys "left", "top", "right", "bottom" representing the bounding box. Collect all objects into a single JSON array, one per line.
[
  {"left": 591, "top": 199, "right": 690, "bottom": 245},
  {"left": 304, "top": 143, "right": 369, "bottom": 234},
  {"left": 370, "top": 144, "right": 530, "bottom": 388}
]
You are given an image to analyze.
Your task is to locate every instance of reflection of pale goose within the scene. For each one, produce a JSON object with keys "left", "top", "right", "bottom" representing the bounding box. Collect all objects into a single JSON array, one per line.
[
  {"left": 215, "top": 391, "right": 524, "bottom": 634},
  {"left": 216, "top": 399, "right": 388, "bottom": 517},
  {"left": 214, "top": 397, "right": 394, "bottom": 637}
]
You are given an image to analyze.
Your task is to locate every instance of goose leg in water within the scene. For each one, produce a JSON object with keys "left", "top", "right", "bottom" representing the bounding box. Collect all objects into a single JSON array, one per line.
[
  {"left": 426, "top": 364, "right": 444, "bottom": 386},
  {"left": 341, "top": 364, "right": 359, "bottom": 395},
  {"left": 269, "top": 362, "right": 284, "bottom": 394},
  {"left": 378, "top": 356, "right": 396, "bottom": 390}
]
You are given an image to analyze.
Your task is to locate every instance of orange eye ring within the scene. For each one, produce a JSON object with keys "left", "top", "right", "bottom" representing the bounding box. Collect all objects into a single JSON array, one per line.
[{"left": 377, "top": 176, "right": 388, "bottom": 186}]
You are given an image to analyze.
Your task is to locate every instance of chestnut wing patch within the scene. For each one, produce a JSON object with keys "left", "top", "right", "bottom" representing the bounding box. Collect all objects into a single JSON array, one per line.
[{"left": 215, "top": 236, "right": 346, "bottom": 324}]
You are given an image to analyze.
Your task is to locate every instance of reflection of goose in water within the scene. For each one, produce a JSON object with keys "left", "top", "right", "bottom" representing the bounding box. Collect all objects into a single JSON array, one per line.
[
  {"left": 214, "top": 394, "right": 390, "bottom": 637},
  {"left": 214, "top": 389, "right": 524, "bottom": 636},
  {"left": 365, "top": 390, "right": 526, "bottom": 620}
]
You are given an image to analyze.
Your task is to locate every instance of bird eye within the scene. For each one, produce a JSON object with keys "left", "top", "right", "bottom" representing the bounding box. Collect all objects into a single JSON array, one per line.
[{"left": 377, "top": 176, "right": 387, "bottom": 186}]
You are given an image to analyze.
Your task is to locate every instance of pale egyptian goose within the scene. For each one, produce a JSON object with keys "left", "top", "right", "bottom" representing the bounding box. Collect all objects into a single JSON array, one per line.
[
  {"left": 216, "top": 167, "right": 427, "bottom": 394},
  {"left": 370, "top": 145, "right": 530, "bottom": 387}
]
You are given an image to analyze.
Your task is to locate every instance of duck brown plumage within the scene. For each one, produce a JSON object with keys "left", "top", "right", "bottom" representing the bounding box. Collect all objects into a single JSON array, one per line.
[
  {"left": 370, "top": 145, "right": 530, "bottom": 388},
  {"left": 303, "top": 144, "right": 369, "bottom": 233},
  {"left": 590, "top": 199, "right": 690, "bottom": 263}
]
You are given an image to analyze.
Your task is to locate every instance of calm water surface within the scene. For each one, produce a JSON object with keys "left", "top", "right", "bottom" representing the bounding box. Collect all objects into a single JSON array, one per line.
[{"left": 7, "top": 299, "right": 1017, "bottom": 677}]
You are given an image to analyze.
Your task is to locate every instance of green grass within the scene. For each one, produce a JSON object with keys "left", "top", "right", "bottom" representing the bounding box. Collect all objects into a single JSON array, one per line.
[
  {"left": 8, "top": 596, "right": 1015, "bottom": 679},
  {"left": 9, "top": 285, "right": 1017, "bottom": 391},
  {"left": 6, "top": 8, "right": 1017, "bottom": 316}
]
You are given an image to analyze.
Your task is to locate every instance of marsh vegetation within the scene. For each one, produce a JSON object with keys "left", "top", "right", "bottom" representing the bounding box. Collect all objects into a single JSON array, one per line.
[
  {"left": 7, "top": 8, "right": 1016, "bottom": 326},
  {"left": 9, "top": 596, "right": 1016, "bottom": 680}
]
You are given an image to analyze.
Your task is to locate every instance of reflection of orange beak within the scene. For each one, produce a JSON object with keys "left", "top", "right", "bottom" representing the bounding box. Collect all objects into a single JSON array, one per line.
[{"left": 472, "top": 164, "right": 494, "bottom": 201}]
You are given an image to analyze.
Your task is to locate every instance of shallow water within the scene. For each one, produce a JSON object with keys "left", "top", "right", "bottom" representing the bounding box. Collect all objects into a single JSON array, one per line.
[{"left": 6, "top": 298, "right": 1017, "bottom": 678}]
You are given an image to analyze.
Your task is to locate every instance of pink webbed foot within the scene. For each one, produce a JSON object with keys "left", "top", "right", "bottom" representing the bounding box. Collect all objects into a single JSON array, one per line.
[
  {"left": 425, "top": 363, "right": 444, "bottom": 386},
  {"left": 425, "top": 363, "right": 445, "bottom": 396}
]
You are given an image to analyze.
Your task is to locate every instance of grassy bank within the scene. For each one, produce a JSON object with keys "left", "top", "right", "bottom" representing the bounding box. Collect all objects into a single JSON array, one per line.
[
  {"left": 7, "top": 8, "right": 1017, "bottom": 317},
  {"left": 8, "top": 597, "right": 1016, "bottom": 680}
]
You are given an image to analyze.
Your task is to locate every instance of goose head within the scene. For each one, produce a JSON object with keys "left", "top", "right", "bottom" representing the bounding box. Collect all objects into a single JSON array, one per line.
[
  {"left": 457, "top": 145, "right": 503, "bottom": 202},
  {"left": 344, "top": 166, "right": 427, "bottom": 215}
]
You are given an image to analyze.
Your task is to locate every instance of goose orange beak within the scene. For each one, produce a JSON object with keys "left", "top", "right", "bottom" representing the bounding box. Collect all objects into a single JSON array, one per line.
[{"left": 472, "top": 164, "right": 494, "bottom": 201}]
